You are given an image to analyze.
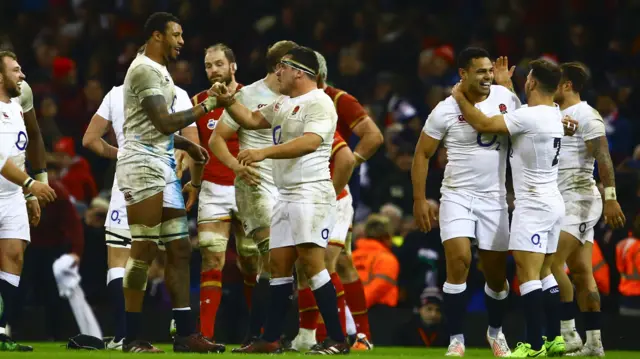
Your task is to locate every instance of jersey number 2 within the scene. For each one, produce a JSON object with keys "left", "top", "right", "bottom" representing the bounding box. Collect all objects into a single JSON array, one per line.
[{"left": 552, "top": 138, "right": 561, "bottom": 166}]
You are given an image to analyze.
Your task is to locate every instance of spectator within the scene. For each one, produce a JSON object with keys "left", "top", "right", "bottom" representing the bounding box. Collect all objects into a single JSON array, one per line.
[
  {"left": 616, "top": 214, "right": 640, "bottom": 316},
  {"left": 53, "top": 136, "right": 98, "bottom": 205},
  {"left": 393, "top": 287, "right": 448, "bottom": 347},
  {"left": 596, "top": 91, "right": 634, "bottom": 163},
  {"left": 353, "top": 214, "right": 400, "bottom": 308},
  {"left": 371, "top": 141, "right": 414, "bottom": 214}
]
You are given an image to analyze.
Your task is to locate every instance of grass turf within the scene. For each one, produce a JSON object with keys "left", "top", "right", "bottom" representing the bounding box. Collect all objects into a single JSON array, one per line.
[{"left": 1, "top": 343, "right": 637, "bottom": 358}]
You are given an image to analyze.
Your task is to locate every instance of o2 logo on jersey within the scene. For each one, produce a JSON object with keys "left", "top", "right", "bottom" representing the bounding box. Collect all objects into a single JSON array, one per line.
[
  {"left": 207, "top": 119, "right": 217, "bottom": 130},
  {"left": 15, "top": 131, "right": 28, "bottom": 151},
  {"left": 321, "top": 228, "right": 330, "bottom": 242},
  {"left": 111, "top": 210, "right": 122, "bottom": 225},
  {"left": 499, "top": 104, "right": 507, "bottom": 114},
  {"left": 531, "top": 233, "right": 542, "bottom": 248},
  {"left": 272, "top": 125, "right": 282, "bottom": 144},
  {"left": 257, "top": 104, "right": 267, "bottom": 109},
  {"left": 457, "top": 115, "right": 466, "bottom": 122},
  {"left": 477, "top": 133, "right": 500, "bottom": 151}
]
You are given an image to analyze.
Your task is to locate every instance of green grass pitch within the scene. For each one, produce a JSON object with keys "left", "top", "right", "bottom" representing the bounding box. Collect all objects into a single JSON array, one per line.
[{"left": 2, "top": 343, "right": 637, "bottom": 358}]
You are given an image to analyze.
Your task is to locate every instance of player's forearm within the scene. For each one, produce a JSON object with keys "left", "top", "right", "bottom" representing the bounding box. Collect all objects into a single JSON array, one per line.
[
  {"left": 588, "top": 136, "right": 616, "bottom": 189},
  {"left": 456, "top": 96, "right": 492, "bottom": 132},
  {"left": 353, "top": 132, "right": 384, "bottom": 164},
  {"left": 411, "top": 154, "right": 430, "bottom": 200},
  {"left": 24, "top": 110, "right": 47, "bottom": 171},
  {"left": 225, "top": 102, "right": 265, "bottom": 130},
  {"left": 189, "top": 161, "right": 204, "bottom": 186},
  {"left": 263, "top": 135, "right": 320, "bottom": 159},
  {"left": 1, "top": 160, "right": 30, "bottom": 187},
  {"left": 333, "top": 161, "right": 355, "bottom": 196},
  {"left": 143, "top": 95, "right": 207, "bottom": 135},
  {"left": 209, "top": 133, "right": 241, "bottom": 170},
  {"left": 173, "top": 134, "right": 195, "bottom": 151},
  {"left": 84, "top": 138, "right": 118, "bottom": 159}
]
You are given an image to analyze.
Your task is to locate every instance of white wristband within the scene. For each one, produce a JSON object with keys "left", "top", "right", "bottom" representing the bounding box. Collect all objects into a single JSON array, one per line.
[
  {"left": 604, "top": 187, "right": 616, "bottom": 201},
  {"left": 25, "top": 193, "right": 37, "bottom": 201},
  {"left": 23, "top": 177, "right": 35, "bottom": 189},
  {"left": 35, "top": 172, "right": 48, "bottom": 185}
]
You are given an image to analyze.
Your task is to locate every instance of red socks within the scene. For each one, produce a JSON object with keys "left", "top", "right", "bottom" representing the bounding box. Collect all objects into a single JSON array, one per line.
[
  {"left": 343, "top": 279, "right": 371, "bottom": 338},
  {"left": 200, "top": 269, "right": 223, "bottom": 339},
  {"left": 298, "top": 287, "right": 319, "bottom": 330}
]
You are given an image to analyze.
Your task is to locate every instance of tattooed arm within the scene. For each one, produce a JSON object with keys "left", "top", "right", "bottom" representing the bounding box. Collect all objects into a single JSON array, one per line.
[
  {"left": 141, "top": 95, "right": 208, "bottom": 135},
  {"left": 585, "top": 135, "right": 626, "bottom": 228}
]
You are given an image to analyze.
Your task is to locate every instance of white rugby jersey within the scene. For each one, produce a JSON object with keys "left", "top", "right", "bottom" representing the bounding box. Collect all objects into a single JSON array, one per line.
[
  {"left": 558, "top": 101, "right": 605, "bottom": 198},
  {"left": 121, "top": 54, "right": 176, "bottom": 161},
  {"left": 0, "top": 98, "right": 28, "bottom": 198},
  {"left": 222, "top": 78, "right": 279, "bottom": 183},
  {"left": 504, "top": 104, "right": 564, "bottom": 198},
  {"left": 258, "top": 88, "right": 337, "bottom": 203},
  {"left": 423, "top": 85, "right": 520, "bottom": 198}
]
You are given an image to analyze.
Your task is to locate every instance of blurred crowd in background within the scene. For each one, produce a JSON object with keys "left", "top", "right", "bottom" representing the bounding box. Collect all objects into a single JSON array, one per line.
[{"left": 2, "top": 0, "right": 640, "bottom": 345}]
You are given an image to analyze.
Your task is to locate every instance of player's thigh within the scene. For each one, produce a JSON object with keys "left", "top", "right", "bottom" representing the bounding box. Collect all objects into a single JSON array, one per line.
[
  {"left": 236, "top": 179, "right": 276, "bottom": 238},
  {"left": 269, "top": 246, "right": 297, "bottom": 278},
  {"left": 107, "top": 242, "right": 131, "bottom": 269},
  {"left": 0, "top": 238, "right": 27, "bottom": 274},
  {"left": 325, "top": 244, "right": 343, "bottom": 273},
  {"left": 297, "top": 242, "right": 329, "bottom": 279},
  {"left": 554, "top": 230, "right": 582, "bottom": 268},
  {"left": 126, "top": 192, "right": 164, "bottom": 226}
]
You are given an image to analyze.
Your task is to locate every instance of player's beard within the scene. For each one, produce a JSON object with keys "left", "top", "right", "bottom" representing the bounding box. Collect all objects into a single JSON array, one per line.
[
  {"left": 4, "top": 81, "right": 20, "bottom": 98},
  {"left": 209, "top": 72, "right": 232, "bottom": 86}
]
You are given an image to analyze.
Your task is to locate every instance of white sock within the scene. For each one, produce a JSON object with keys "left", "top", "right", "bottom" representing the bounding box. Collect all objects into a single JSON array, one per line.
[
  {"left": 68, "top": 287, "right": 103, "bottom": 338},
  {"left": 450, "top": 333, "right": 465, "bottom": 345},
  {"left": 488, "top": 326, "right": 502, "bottom": 338},
  {"left": 345, "top": 305, "right": 356, "bottom": 336},
  {"left": 561, "top": 319, "right": 577, "bottom": 333},
  {"left": 586, "top": 330, "right": 602, "bottom": 347}
]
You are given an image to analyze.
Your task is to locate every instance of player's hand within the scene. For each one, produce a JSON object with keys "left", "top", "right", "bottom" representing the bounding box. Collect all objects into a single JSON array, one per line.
[
  {"left": 563, "top": 115, "right": 579, "bottom": 136},
  {"left": 175, "top": 149, "right": 188, "bottom": 179},
  {"left": 26, "top": 198, "right": 41, "bottom": 227},
  {"left": 186, "top": 142, "right": 210, "bottom": 165},
  {"left": 450, "top": 82, "right": 465, "bottom": 103},
  {"left": 237, "top": 149, "right": 266, "bottom": 166},
  {"left": 603, "top": 200, "right": 625, "bottom": 229},
  {"left": 182, "top": 181, "right": 201, "bottom": 211},
  {"left": 29, "top": 181, "right": 56, "bottom": 203},
  {"left": 414, "top": 198, "right": 438, "bottom": 232},
  {"left": 493, "top": 56, "right": 515, "bottom": 86},
  {"left": 233, "top": 162, "right": 261, "bottom": 186},
  {"left": 208, "top": 82, "right": 235, "bottom": 107}
]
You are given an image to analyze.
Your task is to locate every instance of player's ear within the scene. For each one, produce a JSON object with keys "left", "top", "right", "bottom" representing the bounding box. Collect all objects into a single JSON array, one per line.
[
  {"left": 458, "top": 67, "right": 466, "bottom": 81},
  {"left": 230, "top": 62, "right": 237, "bottom": 73}
]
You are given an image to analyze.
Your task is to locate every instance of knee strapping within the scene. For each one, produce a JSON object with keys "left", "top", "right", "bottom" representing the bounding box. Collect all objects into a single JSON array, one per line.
[
  {"left": 161, "top": 217, "right": 189, "bottom": 243},
  {"left": 123, "top": 259, "right": 149, "bottom": 290},
  {"left": 130, "top": 223, "right": 161, "bottom": 244},
  {"left": 237, "top": 232, "right": 260, "bottom": 257},
  {"left": 199, "top": 231, "right": 229, "bottom": 252}
]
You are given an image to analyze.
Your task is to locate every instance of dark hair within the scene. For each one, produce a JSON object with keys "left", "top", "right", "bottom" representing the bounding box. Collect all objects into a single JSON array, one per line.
[
  {"left": 143, "top": 12, "right": 180, "bottom": 40},
  {"left": 265, "top": 40, "right": 298, "bottom": 73},
  {"left": 457, "top": 47, "right": 490, "bottom": 69},
  {"left": 0, "top": 50, "right": 17, "bottom": 73},
  {"left": 560, "top": 62, "right": 588, "bottom": 93},
  {"left": 284, "top": 46, "right": 319, "bottom": 79},
  {"left": 529, "top": 59, "right": 562, "bottom": 94},
  {"left": 205, "top": 43, "right": 236, "bottom": 63}
]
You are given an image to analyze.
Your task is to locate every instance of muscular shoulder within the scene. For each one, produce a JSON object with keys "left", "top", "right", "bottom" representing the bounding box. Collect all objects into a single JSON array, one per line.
[
  {"left": 576, "top": 102, "right": 604, "bottom": 123},
  {"left": 430, "top": 96, "right": 459, "bottom": 121}
]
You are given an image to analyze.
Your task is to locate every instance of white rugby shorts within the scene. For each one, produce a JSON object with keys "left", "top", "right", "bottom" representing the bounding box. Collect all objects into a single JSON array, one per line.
[
  {"left": 197, "top": 181, "right": 237, "bottom": 224},
  {"left": 509, "top": 195, "right": 565, "bottom": 254},
  {"left": 328, "top": 193, "right": 354, "bottom": 248},
  {"left": 0, "top": 193, "right": 29, "bottom": 242},
  {"left": 270, "top": 200, "right": 337, "bottom": 249},
  {"left": 438, "top": 191, "right": 509, "bottom": 251},
  {"left": 235, "top": 178, "right": 278, "bottom": 235},
  {"left": 116, "top": 154, "right": 185, "bottom": 210},
  {"left": 561, "top": 195, "right": 603, "bottom": 244},
  {"left": 105, "top": 182, "right": 130, "bottom": 248}
]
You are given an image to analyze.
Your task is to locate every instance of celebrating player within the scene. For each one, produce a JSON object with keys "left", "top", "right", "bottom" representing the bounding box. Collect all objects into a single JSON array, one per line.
[
  {"left": 451, "top": 59, "right": 565, "bottom": 357},
  {"left": 115, "top": 12, "right": 223, "bottom": 353},
  {"left": 0, "top": 51, "right": 56, "bottom": 352},
  {"left": 315, "top": 50, "right": 382, "bottom": 350},
  {"left": 551, "top": 62, "right": 625, "bottom": 357},
  {"left": 412, "top": 48, "right": 520, "bottom": 357},
  {"left": 188, "top": 43, "right": 261, "bottom": 343},
  {"left": 211, "top": 46, "right": 348, "bottom": 354},
  {"left": 208, "top": 40, "right": 297, "bottom": 346},
  {"left": 82, "top": 75, "right": 193, "bottom": 349}
]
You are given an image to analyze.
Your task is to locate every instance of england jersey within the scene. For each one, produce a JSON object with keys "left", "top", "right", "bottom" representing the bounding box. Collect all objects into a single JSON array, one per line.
[
  {"left": 0, "top": 98, "right": 28, "bottom": 198},
  {"left": 258, "top": 88, "right": 337, "bottom": 203},
  {"left": 423, "top": 85, "right": 521, "bottom": 198},
  {"left": 121, "top": 54, "right": 176, "bottom": 162},
  {"left": 558, "top": 102, "right": 605, "bottom": 199},
  {"left": 504, "top": 105, "right": 564, "bottom": 198},
  {"left": 222, "top": 78, "right": 280, "bottom": 183}
]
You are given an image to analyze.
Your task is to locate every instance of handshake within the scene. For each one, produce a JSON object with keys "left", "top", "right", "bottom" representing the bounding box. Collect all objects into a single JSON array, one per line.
[{"left": 201, "top": 82, "right": 236, "bottom": 112}]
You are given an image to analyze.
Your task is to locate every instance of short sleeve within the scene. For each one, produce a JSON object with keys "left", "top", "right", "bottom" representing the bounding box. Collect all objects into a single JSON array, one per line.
[
  {"left": 422, "top": 109, "right": 447, "bottom": 140},
  {"left": 504, "top": 109, "right": 531, "bottom": 136},
  {"left": 258, "top": 96, "right": 282, "bottom": 125},
  {"left": 581, "top": 118, "right": 606, "bottom": 141},
  {"left": 511, "top": 91, "right": 522, "bottom": 110},
  {"left": 18, "top": 81, "right": 34, "bottom": 112},
  {"left": 336, "top": 92, "right": 368, "bottom": 129},
  {"left": 174, "top": 88, "right": 192, "bottom": 112},
  {"left": 129, "top": 65, "right": 164, "bottom": 99},
  {"left": 331, "top": 132, "right": 348, "bottom": 159},
  {"left": 95, "top": 88, "right": 112, "bottom": 121},
  {"left": 303, "top": 102, "right": 336, "bottom": 143}
]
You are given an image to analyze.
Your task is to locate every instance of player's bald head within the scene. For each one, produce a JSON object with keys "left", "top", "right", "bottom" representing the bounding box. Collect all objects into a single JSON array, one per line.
[
  {"left": 143, "top": 12, "right": 180, "bottom": 39},
  {"left": 266, "top": 40, "right": 298, "bottom": 73}
]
